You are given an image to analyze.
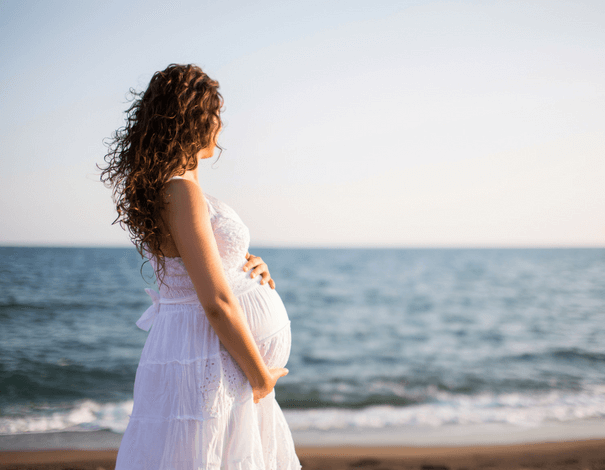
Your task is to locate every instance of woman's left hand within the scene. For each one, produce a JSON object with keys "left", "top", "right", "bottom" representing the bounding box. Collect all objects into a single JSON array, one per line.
[{"left": 243, "top": 253, "right": 276, "bottom": 289}]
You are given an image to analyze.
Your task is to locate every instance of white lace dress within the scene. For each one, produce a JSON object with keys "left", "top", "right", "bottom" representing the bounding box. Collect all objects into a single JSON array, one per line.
[{"left": 115, "top": 192, "right": 301, "bottom": 470}]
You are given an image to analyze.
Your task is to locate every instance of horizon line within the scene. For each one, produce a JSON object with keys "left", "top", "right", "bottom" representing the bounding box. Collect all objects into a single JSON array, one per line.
[{"left": 1, "top": 244, "right": 603, "bottom": 250}]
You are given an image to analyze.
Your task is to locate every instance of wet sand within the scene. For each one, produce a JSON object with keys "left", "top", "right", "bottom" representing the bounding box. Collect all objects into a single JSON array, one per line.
[{"left": 1, "top": 439, "right": 605, "bottom": 470}]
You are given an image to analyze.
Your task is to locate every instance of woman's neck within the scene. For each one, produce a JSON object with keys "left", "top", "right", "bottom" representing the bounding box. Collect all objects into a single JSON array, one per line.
[{"left": 178, "top": 167, "right": 199, "bottom": 184}]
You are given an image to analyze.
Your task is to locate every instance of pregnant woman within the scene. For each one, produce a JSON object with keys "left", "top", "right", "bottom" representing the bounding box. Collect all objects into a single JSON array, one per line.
[{"left": 100, "top": 64, "right": 300, "bottom": 470}]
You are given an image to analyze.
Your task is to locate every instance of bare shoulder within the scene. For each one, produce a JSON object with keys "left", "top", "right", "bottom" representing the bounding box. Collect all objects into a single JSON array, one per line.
[
  {"left": 164, "top": 178, "right": 204, "bottom": 199},
  {"left": 163, "top": 179, "right": 207, "bottom": 214}
]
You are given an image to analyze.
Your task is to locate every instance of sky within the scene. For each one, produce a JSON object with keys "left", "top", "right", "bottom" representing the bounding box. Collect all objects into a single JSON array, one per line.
[{"left": 0, "top": 0, "right": 603, "bottom": 248}]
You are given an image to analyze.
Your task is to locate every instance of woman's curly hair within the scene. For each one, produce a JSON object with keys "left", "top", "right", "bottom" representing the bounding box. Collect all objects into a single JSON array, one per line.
[{"left": 99, "top": 64, "right": 223, "bottom": 278}]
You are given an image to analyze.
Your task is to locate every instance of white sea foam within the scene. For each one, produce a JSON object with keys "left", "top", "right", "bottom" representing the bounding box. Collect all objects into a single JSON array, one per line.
[
  {"left": 0, "top": 400, "right": 133, "bottom": 435},
  {"left": 2, "top": 386, "right": 605, "bottom": 435},
  {"left": 285, "top": 385, "right": 605, "bottom": 431}
]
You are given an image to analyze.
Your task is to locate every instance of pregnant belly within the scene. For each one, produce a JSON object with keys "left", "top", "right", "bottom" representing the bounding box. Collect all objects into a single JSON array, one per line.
[{"left": 237, "top": 284, "right": 292, "bottom": 369}]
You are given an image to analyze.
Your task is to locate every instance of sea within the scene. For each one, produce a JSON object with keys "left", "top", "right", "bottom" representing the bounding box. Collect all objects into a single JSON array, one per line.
[{"left": 1, "top": 246, "right": 605, "bottom": 448}]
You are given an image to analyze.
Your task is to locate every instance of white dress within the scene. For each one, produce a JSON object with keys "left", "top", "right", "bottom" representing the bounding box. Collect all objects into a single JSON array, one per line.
[{"left": 115, "top": 189, "right": 301, "bottom": 470}]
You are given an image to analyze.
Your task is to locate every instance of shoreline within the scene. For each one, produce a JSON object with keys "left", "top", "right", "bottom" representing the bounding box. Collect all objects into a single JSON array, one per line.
[
  {"left": 4, "top": 417, "right": 605, "bottom": 449},
  {"left": 3, "top": 418, "right": 605, "bottom": 451},
  {"left": 2, "top": 439, "right": 605, "bottom": 470}
]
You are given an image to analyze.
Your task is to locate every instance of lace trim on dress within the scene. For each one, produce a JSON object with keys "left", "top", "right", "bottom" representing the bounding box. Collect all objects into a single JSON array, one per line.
[
  {"left": 198, "top": 350, "right": 252, "bottom": 418},
  {"left": 139, "top": 352, "right": 223, "bottom": 366}
]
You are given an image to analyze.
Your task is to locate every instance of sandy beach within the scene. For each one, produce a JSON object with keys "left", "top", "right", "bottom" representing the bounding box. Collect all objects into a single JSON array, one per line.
[{"left": 1, "top": 440, "right": 605, "bottom": 470}]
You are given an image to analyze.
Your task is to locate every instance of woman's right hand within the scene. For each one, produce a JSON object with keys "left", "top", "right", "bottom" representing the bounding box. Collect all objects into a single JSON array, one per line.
[{"left": 252, "top": 367, "right": 289, "bottom": 404}]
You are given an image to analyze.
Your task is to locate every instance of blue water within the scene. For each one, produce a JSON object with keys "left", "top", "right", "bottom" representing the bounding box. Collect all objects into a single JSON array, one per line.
[{"left": 1, "top": 247, "right": 604, "bottom": 435}]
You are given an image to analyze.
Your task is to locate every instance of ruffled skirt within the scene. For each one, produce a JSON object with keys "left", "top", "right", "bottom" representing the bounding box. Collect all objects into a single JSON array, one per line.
[{"left": 115, "top": 284, "right": 301, "bottom": 470}]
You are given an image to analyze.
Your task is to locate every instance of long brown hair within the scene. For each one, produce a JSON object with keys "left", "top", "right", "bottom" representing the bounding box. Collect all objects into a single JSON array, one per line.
[{"left": 99, "top": 64, "right": 223, "bottom": 277}]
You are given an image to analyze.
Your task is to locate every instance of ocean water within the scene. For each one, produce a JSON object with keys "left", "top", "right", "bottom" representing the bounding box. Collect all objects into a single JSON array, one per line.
[{"left": 1, "top": 247, "right": 604, "bottom": 440}]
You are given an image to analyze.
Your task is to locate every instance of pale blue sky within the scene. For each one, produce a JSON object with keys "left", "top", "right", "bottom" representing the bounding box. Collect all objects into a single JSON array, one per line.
[{"left": 1, "top": 0, "right": 603, "bottom": 247}]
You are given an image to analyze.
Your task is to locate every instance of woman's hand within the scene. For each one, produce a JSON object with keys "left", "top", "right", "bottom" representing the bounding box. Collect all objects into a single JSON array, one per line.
[
  {"left": 243, "top": 252, "right": 276, "bottom": 289},
  {"left": 252, "top": 367, "right": 289, "bottom": 404}
]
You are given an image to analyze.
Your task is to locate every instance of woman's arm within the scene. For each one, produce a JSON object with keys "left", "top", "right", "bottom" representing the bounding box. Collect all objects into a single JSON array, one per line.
[{"left": 161, "top": 179, "right": 287, "bottom": 403}]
